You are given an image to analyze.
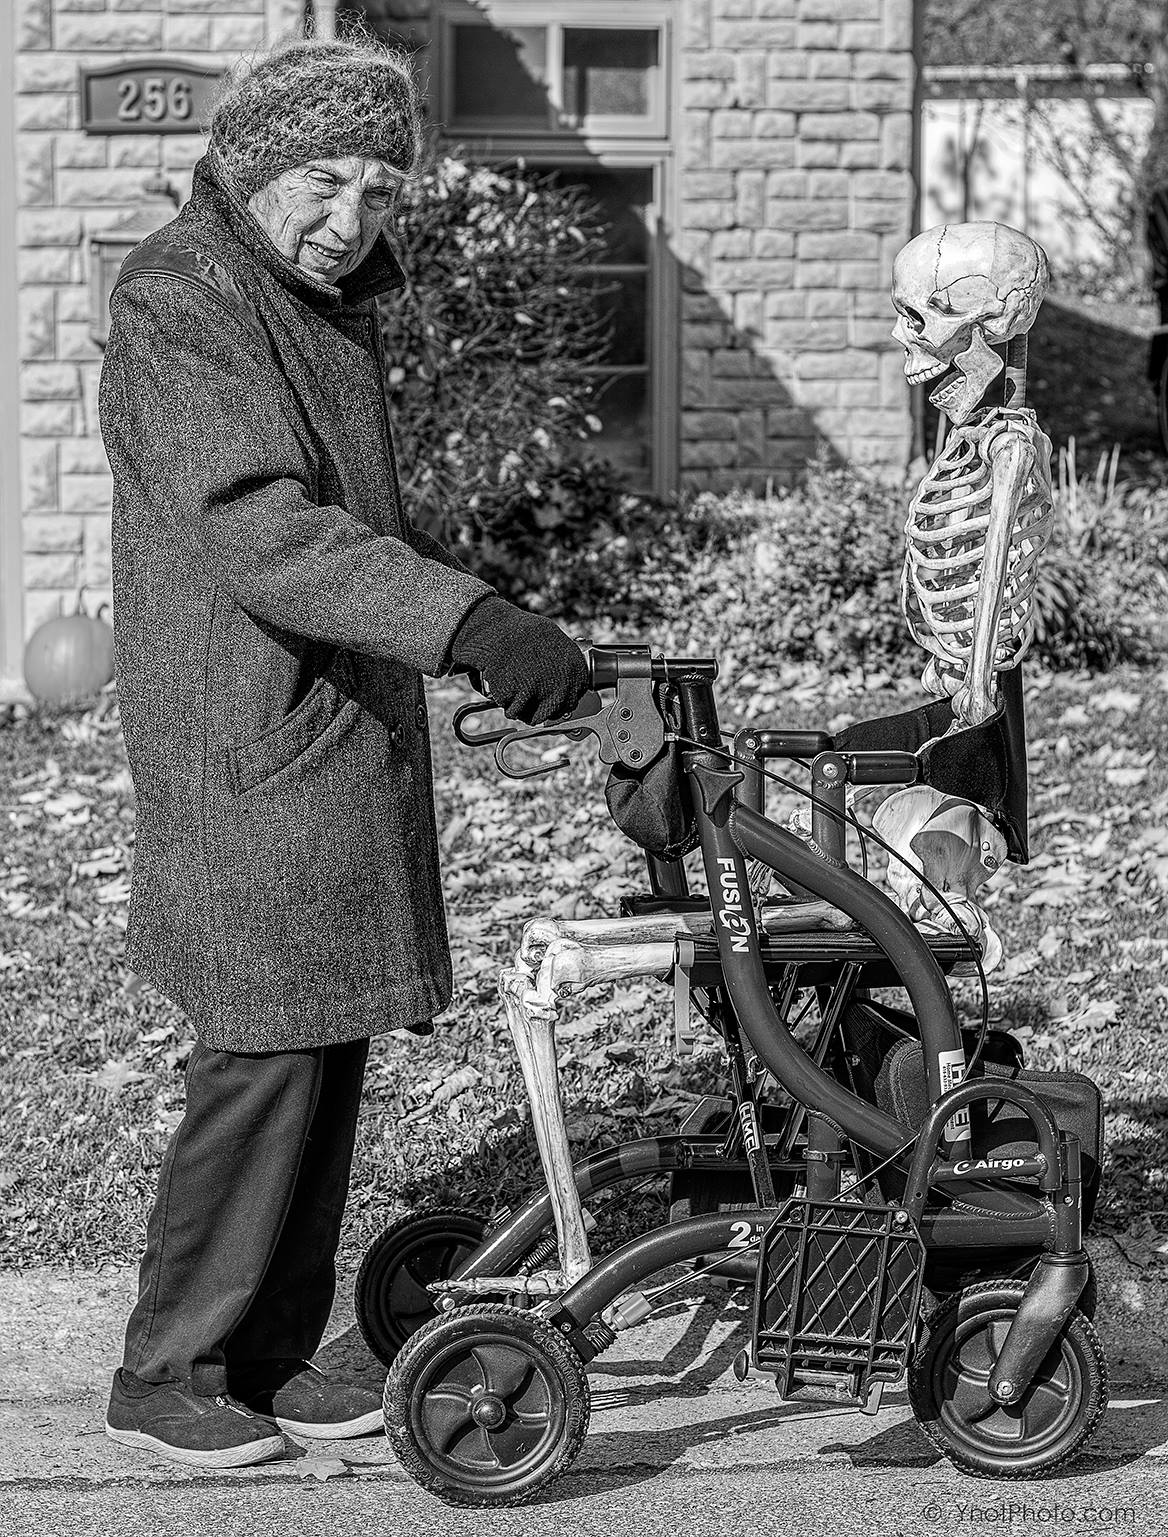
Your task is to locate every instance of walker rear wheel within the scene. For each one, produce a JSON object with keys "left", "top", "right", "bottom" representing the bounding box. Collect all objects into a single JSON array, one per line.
[
  {"left": 383, "top": 1303, "right": 590, "bottom": 1507},
  {"left": 355, "top": 1207, "right": 488, "bottom": 1366},
  {"left": 909, "top": 1279, "right": 1107, "bottom": 1478}
]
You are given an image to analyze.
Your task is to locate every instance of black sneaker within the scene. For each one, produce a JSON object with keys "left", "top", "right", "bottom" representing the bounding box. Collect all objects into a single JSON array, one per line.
[
  {"left": 232, "top": 1359, "right": 383, "bottom": 1439},
  {"left": 105, "top": 1368, "right": 286, "bottom": 1468}
]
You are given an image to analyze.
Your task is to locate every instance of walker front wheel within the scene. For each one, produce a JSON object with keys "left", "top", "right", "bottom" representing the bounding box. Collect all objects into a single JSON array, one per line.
[
  {"left": 355, "top": 1207, "right": 488, "bottom": 1366},
  {"left": 383, "top": 1303, "right": 590, "bottom": 1507},
  {"left": 909, "top": 1279, "right": 1107, "bottom": 1478}
]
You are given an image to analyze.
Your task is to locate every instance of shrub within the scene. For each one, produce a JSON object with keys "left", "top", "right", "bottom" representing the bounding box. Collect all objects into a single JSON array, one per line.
[
  {"left": 380, "top": 152, "right": 613, "bottom": 560},
  {"left": 1034, "top": 443, "right": 1168, "bottom": 668},
  {"left": 544, "top": 461, "right": 917, "bottom": 678},
  {"left": 536, "top": 453, "right": 1163, "bottom": 683},
  {"left": 469, "top": 457, "right": 654, "bottom": 611}
]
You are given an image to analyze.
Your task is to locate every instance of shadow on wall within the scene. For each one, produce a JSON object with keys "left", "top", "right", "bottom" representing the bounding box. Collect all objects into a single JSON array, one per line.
[
  {"left": 348, "top": 0, "right": 837, "bottom": 493},
  {"left": 1027, "top": 296, "right": 1164, "bottom": 474},
  {"left": 915, "top": 292, "right": 1168, "bottom": 480}
]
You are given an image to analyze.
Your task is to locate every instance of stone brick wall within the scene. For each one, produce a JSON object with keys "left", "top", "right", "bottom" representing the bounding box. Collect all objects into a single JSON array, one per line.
[
  {"left": 679, "top": 0, "right": 915, "bottom": 487},
  {"left": 13, "top": 0, "right": 296, "bottom": 637}
]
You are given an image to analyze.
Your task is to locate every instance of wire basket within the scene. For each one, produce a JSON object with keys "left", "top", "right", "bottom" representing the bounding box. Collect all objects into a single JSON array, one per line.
[{"left": 753, "top": 1197, "right": 926, "bottom": 1407}]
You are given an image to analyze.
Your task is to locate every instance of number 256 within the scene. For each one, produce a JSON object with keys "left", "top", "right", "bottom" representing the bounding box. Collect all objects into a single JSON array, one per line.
[{"left": 116, "top": 77, "right": 192, "bottom": 123}]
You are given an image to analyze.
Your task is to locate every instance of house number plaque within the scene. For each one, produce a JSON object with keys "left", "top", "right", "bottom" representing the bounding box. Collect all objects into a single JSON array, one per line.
[{"left": 79, "top": 59, "right": 223, "bottom": 135}]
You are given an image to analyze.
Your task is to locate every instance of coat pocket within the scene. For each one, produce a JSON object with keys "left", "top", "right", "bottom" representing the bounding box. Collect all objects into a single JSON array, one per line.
[{"left": 226, "top": 676, "right": 363, "bottom": 795}]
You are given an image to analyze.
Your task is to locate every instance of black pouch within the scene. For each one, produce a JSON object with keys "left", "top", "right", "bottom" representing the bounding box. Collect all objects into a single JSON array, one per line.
[
  {"left": 875, "top": 1037, "right": 1104, "bottom": 1227},
  {"left": 606, "top": 739, "right": 699, "bottom": 858},
  {"left": 604, "top": 685, "right": 698, "bottom": 859}
]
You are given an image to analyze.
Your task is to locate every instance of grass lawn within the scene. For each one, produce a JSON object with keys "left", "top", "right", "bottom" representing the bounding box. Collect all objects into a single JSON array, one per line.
[{"left": 2, "top": 662, "right": 1167, "bottom": 1273}]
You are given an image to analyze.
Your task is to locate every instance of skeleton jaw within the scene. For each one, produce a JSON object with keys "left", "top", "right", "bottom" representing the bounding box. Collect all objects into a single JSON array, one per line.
[{"left": 927, "top": 329, "right": 1004, "bottom": 425}]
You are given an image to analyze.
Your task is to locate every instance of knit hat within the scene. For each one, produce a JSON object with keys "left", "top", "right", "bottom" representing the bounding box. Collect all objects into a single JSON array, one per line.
[{"left": 208, "top": 38, "right": 422, "bottom": 200}]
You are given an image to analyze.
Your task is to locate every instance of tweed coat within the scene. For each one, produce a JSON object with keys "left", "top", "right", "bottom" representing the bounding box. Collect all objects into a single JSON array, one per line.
[{"left": 99, "top": 153, "right": 492, "bottom": 1053}]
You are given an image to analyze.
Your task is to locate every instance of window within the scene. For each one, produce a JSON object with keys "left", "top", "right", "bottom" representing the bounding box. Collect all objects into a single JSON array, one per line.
[
  {"left": 562, "top": 30, "right": 660, "bottom": 124},
  {"left": 552, "top": 164, "right": 655, "bottom": 477},
  {"left": 435, "top": 2, "right": 676, "bottom": 492},
  {"left": 442, "top": 11, "right": 666, "bottom": 137}
]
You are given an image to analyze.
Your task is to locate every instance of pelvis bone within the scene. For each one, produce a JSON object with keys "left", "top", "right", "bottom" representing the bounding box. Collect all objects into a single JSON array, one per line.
[{"left": 873, "top": 785, "right": 1005, "bottom": 974}]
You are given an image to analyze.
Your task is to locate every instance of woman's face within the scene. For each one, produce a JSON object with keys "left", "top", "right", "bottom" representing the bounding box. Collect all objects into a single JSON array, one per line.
[{"left": 248, "top": 155, "right": 402, "bottom": 283}]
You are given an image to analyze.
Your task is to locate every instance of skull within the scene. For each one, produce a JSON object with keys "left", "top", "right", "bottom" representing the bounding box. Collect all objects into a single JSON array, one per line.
[{"left": 891, "top": 222, "right": 1049, "bottom": 424}]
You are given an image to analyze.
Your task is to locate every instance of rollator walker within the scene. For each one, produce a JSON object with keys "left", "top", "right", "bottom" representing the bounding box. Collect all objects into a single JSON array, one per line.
[{"left": 356, "top": 221, "right": 1107, "bottom": 1505}]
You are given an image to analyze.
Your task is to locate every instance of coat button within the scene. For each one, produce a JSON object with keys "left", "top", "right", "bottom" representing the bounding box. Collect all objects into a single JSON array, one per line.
[
  {"left": 415, "top": 703, "right": 427, "bottom": 728},
  {"left": 390, "top": 723, "right": 405, "bottom": 748}
]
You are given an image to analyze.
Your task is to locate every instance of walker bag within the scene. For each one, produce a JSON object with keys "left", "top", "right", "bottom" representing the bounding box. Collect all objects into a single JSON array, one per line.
[
  {"left": 605, "top": 685, "right": 699, "bottom": 860},
  {"left": 874, "top": 1037, "right": 1104, "bottom": 1226}
]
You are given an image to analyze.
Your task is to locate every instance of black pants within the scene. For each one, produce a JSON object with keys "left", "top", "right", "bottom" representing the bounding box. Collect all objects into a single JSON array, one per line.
[{"left": 122, "top": 1037, "right": 369, "bottom": 1396}]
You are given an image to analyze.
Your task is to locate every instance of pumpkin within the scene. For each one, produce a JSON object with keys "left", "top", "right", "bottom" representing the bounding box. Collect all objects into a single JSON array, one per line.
[{"left": 23, "top": 587, "right": 116, "bottom": 705}]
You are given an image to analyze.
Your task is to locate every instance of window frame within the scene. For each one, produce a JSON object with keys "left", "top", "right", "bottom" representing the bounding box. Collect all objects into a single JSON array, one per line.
[{"left": 437, "top": 0, "right": 673, "bottom": 141}]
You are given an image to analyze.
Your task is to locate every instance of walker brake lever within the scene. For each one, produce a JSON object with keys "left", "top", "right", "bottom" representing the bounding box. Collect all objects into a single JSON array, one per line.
[
  {"left": 452, "top": 677, "right": 665, "bottom": 780},
  {"left": 453, "top": 692, "right": 604, "bottom": 779}
]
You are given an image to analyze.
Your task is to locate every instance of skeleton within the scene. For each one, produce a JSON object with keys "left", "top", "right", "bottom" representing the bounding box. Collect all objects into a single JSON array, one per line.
[
  {"left": 872, "top": 222, "right": 1054, "bottom": 958},
  {"left": 892, "top": 222, "right": 1054, "bottom": 730},
  {"left": 439, "top": 223, "right": 1055, "bottom": 1303}
]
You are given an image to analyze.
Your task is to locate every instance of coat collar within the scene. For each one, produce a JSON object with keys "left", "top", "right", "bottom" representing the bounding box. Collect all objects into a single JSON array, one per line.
[{"left": 190, "top": 152, "right": 406, "bottom": 309}]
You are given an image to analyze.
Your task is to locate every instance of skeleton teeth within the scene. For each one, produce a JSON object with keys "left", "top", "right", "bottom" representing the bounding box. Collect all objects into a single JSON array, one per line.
[{"left": 906, "top": 359, "right": 950, "bottom": 385}]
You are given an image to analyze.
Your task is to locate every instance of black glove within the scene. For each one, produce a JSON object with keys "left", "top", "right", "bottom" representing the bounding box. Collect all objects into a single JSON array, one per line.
[{"left": 448, "top": 594, "right": 590, "bottom": 725}]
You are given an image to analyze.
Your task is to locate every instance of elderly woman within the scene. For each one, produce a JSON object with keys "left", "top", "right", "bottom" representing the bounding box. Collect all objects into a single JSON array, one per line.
[{"left": 99, "top": 37, "right": 589, "bottom": 1468}]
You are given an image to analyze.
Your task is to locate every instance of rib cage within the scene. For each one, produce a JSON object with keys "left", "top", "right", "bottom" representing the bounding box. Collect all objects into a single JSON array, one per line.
[{"left": 902, "top": 407, "right": 1054, "bottom": 701}]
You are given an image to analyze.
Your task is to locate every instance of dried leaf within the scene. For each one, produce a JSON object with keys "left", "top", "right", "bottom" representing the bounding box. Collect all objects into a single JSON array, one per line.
[
  {"left": 998, "top": 947, "right": 1040, "bottom": 983},
  {"left": 440, "top": 812, "right": 471, "bottom": 853},
  {"left": 404, "top": 1065, "right": 481, "bottom": 1122},
  {"left": 1058, "top": 705, "right": 1090, "bottom": 728},
  {"left": 91, "top": 1059, "right": 149, "bottom": 1094},
  {"left": 1053, "top": 999, "right": 1121, "bottom": 1030},
  {"left": 75, "top": 847, "right": 125, "bottom": 879},
  {"left": 42, "top": 790, "right": 90, "bottom": 817},
  {"left": 1038, "top": 926, "right": 1062, "bottom": 959},
  {"left": 296, "top": 1457, "right": 351, "bottom": 1482},
  {"left": 1023, "top": 885, "right": 1079, "bottom": 909},
  {"left": 1090, "top": 688, "right": 1142, "bottom": 716},
  {"left": 1106, "top": 766, "right": 1149, "bottom": 788},
  {"left": 1082, "top": 828, "right": 1112, "bottom": 859}
]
